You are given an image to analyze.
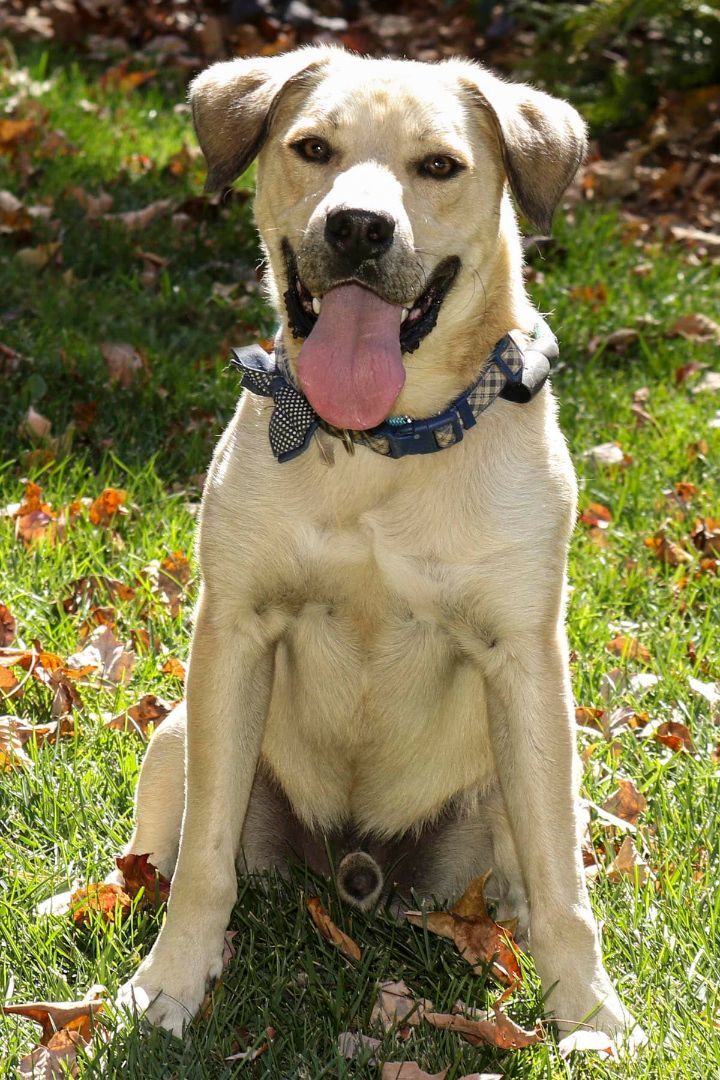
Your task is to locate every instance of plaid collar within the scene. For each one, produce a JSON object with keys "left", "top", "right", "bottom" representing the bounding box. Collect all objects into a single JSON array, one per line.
[{"left": 229, "top": 318, "right": 557, "bottom": 464}]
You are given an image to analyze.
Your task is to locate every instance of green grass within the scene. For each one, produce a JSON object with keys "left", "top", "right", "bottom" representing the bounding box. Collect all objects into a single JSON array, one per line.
[{"left": 1, "top": 45, "right": 719, "bottom": 1079}]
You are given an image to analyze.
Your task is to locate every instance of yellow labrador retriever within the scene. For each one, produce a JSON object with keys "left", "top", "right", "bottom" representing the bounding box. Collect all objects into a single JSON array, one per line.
[{"left": 116, "top": 46, "right": 643, "bottom": 1045}]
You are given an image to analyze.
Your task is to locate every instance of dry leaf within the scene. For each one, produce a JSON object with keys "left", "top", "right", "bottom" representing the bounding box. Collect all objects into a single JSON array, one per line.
[
  {"left": 654, "top": 719, "right": 694, "bottom": 753},
  {"left": 601, "top": 780, "right": 648, "bottom": 826},
  {"left": 115, "top": 852, "right": 170, "bottom": 907},
  {"left": 161, "top": 656, "right": 186, "bottom": 680},
  {"left": 693, "top": 371, "right": 720, "bottom": 394},
  {"left": 558, "top": 1029, "right": 618, "bottom": 1059},
  {"left": 406, "top": 871, "right": 521, "bottom": 986},
  {"left": 371, "top": 981, "right": 432, "bottom": 1037},
  {"left": 19, "top": 405, "right": 52, "bottom": 441},
  {"left": 691, "top": 519, "right": 720, "bottom": 556},
  {"left": 674, "top": 360, "right": 705, "bottom": 385},
  {"left": 69, "top": 883, "right": 131, "bottom": 925},
  {"left": 607, "top": 836, "right": 649, "bottom": 885},
  {"left": 88, "top": 487, "right": 127, "bottom": 525},
  {"left": 643, "top": 532, "right": 693, "bottom": 565},
  {"left": 423, "top": 1005, "right": 542, "bottom": 1049},
  {"left": 667, "top": 313, "right": 720, "bottom": 344},
  {"left": 306, "top": 897, "right": 361, "bottom": 961},
  {"left": 606, "top": 635, "right": 651, "bottom": 663},
  {"left": 104, "top": 198, "right": 172, "bottom": 232},
  {"left": 4, "top": 988, "right": 106, "bottom": 1078},
  {"left": 105, "top": 693, "right": 175, "bottom": 736},
  {"left": 579, "top": 503, "right": 612, "bottom": 528},
  {"left": 0, "top": 117, "right": 37, "bottom": 147},
  {"left": 381, "top": 1065, "right": 447, "bottom": 1080},
  {"left": 688, "top": 677, "right": 720, "bottom": 707},
  {"left": 101, "top": 342, "right": 146, "bottom": 388},
  {"left": 0, "top": 716, "right": 34, "bottom": 770},
  {"left": 0, "top": 603, "right": 16, "bottom": 647},
  {"left": 582, "top": 442, "right": 631, "bottom": 468},
  {"left": 144, "top": 551, "right": 191, "bottom": 615},
  {"left": 338, "top": 1031, "right": 382, "bottom": 1062},
  {"left": 66, "top": 625, "right": 135, "bottom": 684}
]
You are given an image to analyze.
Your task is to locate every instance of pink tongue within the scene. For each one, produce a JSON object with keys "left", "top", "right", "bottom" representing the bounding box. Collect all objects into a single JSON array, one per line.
[{"left": 297, "top": 283, "right": 405, "bottom": 430}]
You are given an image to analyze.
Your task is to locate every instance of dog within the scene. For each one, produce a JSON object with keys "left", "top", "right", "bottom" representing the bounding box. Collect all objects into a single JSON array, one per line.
[{"left": 115, "top": 46, "right": 644, "bottom": 1046}]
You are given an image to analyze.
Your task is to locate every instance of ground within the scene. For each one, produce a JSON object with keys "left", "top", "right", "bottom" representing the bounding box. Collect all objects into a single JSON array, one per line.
[{"left": 0, "top": 45, "right": 719, "bottom": 1079}]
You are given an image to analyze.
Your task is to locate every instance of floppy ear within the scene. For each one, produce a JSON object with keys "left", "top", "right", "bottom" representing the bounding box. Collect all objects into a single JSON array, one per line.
[
  {"left": 455, "top": 63, "right": 587, "bottom": 233},
  {"left": 189, "top": 47, "right": 334, "bottom": 192}
]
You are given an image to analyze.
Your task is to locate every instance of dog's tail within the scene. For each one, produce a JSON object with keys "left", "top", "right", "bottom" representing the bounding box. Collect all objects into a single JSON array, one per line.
[{"left": 337, "top": 851, "right": 383, "bottom": 911}]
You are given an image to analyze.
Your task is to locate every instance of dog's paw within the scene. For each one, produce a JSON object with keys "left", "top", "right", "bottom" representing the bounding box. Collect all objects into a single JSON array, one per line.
[
  {"left": 115, "top": 946, "right": 224, "bottom": 1037},
  {"left": 549, "top": 983, "right": 647, "bottom": 1054}
]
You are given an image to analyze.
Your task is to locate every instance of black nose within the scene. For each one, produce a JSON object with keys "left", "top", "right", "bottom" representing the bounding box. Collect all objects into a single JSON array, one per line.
[{"left": 324, "top": 208, "right": 395, "bottom": 264}]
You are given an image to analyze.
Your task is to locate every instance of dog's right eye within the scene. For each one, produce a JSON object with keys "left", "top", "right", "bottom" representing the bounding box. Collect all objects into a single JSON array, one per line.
[{"left": 292, "top": 137, "right": 332, "bottom": 164}]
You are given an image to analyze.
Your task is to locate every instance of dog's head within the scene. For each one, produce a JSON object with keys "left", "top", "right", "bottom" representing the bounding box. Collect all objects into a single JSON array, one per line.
[{"left": 191, "top": 48, "right": 585, "bottom": 429}]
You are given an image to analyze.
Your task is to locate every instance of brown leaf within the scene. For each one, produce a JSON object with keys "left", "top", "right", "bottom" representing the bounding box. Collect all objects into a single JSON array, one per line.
[
  {"left": 12, "top": 482, "right": 57, "bottom": 545},
  {"left": 3, "top": 995, "right": 104, "bottom": 1045},
  {"left": 691, "top": 519, "right": 720, "bottom": 557},
  {"left": 407, "top": 872, "right": 521, "bottom": 987},
  {"left": 66, "top": 625, "right": 135, "bottom": 684},
  {"left": 644, "top": 533, "right": 693, "bottom": 566},
  {"left": 144, "top": 551, "right": 191, "bottom": 615},
  {"left": 0, "top": 118, "right": 36, "bottom": 148},
  {"left": 667, "top": 313, "right": 720, "bottom": 344},
  {"left": 69, "top": 883, "right": 131, "bottom": 925},
  {"left": 115, "top": 853, "right": 170, "bottom": 908},
  {"left": 0, "top": 716, "right": 34, "bottom": 770},
  {"left": 601, "top": 780, "right": 647, "bottom": 826},
  {"left": 6, "top": 989, "right": 106, "bottom": 1078},
  {"left": 579, "top": 503, "right": 612, "bottom": 529},
  {"left": 568, "top": 283, "right": 607, "bottom": 309},
  {"left": 306, "top": 897, "right": 361, "bottom": 961},
  {"left": 582, "top": 442, "right": 631, "bottom": 468},
  {"left": 161, "top": 656, "right": 186, "bottom": 680},
  {"left": 104, "top": 198, "right": 172, "bottom": 232},
  {"left": 105, "top": 693, "right": 175, "bottom": 737},
  {"left": 101, "top": 342, "right": 147, "bottom": 388},
  {"left": 0, "top": 603, "right": 16, "bottom": 647},
  {"left": 370, "top": 981, "right": 432, "bottom": 1037},
  {"left": 424, "top": 1005, "right": 542, "bottom": 1049},
  {"left": 654, "top": 719, "right": 695, "bottom": 753},
  {"left": 381, "top": 1065, "right": 448, "bottom": 1080},
  {"left": 338, "top": 1031, "right": 382, "bottom": 1062},
  {"left": 606, "top": 635, "right": 651, "bottom": 663},
  {"left": 587, "top": 327, "right": 639, "bottom": 354},
  {"left": 607, "top": 836, "right": 650, "bottom": 885},
  {"left": 88, "top": 487, "right": 127, "bottom": 526}
]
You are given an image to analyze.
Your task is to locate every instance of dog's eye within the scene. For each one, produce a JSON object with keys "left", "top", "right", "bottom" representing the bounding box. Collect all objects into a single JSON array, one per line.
[
  {"left": 293, "top": 137, "right": 332, "bottom": 164},
  {"left": 420, "top": 154, "right": 463, "bottom": 180}
]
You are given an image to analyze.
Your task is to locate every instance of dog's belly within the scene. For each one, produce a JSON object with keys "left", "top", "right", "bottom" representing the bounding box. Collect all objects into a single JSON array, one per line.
[{"left": 260, "top": 596, "right": 496, "bottom": 838}]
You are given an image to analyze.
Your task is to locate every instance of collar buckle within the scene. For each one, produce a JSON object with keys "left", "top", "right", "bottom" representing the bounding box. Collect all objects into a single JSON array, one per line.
[{"left": 382, "top": 407, "right": 468, "bottom": 459}]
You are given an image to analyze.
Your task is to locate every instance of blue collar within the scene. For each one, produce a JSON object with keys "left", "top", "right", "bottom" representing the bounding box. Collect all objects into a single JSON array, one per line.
[{"left": 230, "top": 318, "right": 557, "bottom": 463}]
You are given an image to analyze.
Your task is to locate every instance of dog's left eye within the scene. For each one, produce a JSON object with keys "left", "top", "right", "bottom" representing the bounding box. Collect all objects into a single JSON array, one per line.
[
  {"left": 419, "top": 154, "right": 463, "bottom": 180},
  {"left": 293, "top": 137, "right": 332, "bottom": 164}
]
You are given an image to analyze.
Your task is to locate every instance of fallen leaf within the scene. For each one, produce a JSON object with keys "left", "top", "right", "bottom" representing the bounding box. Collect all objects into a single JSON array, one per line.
[
  {"left": 4, "top": 988, "right": 106, "bottom": 1077},
  {"left": 423, "top": 1004, "right": 542, "bottom": 1049},
  {"left": 601, "top": 780, "right": 648, "bottom": 826},
  {"left": 406, "top": 871, "right": 521, "bottom": 986},
  {"left": 606, "top": 635, "right": 651, "bottom": 663},
  {"left": 12, "top": 482, "right": 57, "bottom": 545},
  {"left": 607, "top": 836, "right": 650, "bottom": 884},
  {"left": 371, "top": 981, "right": 432, "bottom": 1038},
  {"left": 19, "top": 405, "right": 52, "bottom": 442},
  {"left": 654, "top": 719, "right": 695, "bottom": 753},
  {"left": 225, "top": 1027, "right": 276, "bottom": 1063},
  {"left": 69, "top": 883, "right": 131, "bottom": 925},
  {"left": 88, "top": 487, "right": 127, "bottom": 525},
  {"left": 306, "top": 897, "right": 361, "bottom": 962},
  {"left": 675, "top": 360, "right": 705, "bottom": 385},
  {"left": 15, "top": 242, "right": 60, "bottom": 270},
  {"left": 587, "top": 327, "right": 639, "bottom": 354},
  {"left": 568, "top": 283, "right": 607, "bottom": 309},
  {"left": 0, "top": 716, "right": 34, "bottom": 770},
  {"left": 0, "top": 117, "right": 36, "bottom": 148},
  {"left": 161, "top": 656, "right": 186, "bottom": 680},
  {"left": 105, "top": 693, "right": 175, "bottom": 736},
  {"left": 104, "top": 198, "right": 172, "bottom": 232},
  {"left": 693, "top": 371, "right": 720, "bottom": 394},
  {"left": 66, "top": 625, "right": 135, "bottom": 684},
  {"left": 381, "top": 1065, "right": 447, "bottom": 1080},
  {"left": 582, "top": 442, "right": 631, "bottom": 468},
  {"left": 691, "top": 519, "right": 720, "bottom": 556},
  {"left": 0, "top": 603, "right": 16, "bottom": 647},
  {"left": 688, "top": 677, "right": 720, "bottom": 707},
  {"left": 338, "top": 1030, "right": 382, "bottom": 1062},
  {"left": 558, "top": 1029, "right": 618, "bottom": 1059},
  {"left": 667, "top": 313, "right": 720, "bottom": 344},
  {"left": 579, "top": 503, "right": 612, "bottom": 529},
  {"left": 115, "top": 853, "right": 170, "bottom": 908},
  {"left": 644, "top": 532, "right": 693, "bottom": 566},
  {"left": 101, "top": 342, "right": 147, "bottom": 388},
  {"left": 144, "top": 551, "right": 191, "bottom": 615}
]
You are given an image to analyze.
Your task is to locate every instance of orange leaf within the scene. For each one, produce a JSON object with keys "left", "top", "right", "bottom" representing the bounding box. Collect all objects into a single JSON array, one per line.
[
  {"left": 654, "top": 720, "right": 694, "bottom": 753},
  {"left": 115, "top": 852, "right": 171, "bottom": 908},
  {"left": 423, "top": 1005, "right": 542, "bottom": 1049},
  {"left": 69, "top": 883, "right": 131, "bottom": 925},
  {"left": 579, "top": 503, "right": 612, "bottom": 528},
  {"left": 307, "top": 897, "right": 361, "bottom": 961},
  {"left": 601, "top": 780, "right": 647, "bottom": 826},
  {"left": 89, "top": 487, "right": 127, "bottom": 526},
  {"left": 0, "top": 118, "right": 36, "bottom": 148},
  {"left": 606, "top": 635, "right": 651, "bottom": 663},
  {"left": 105, "top": 694, "right": 176, "bottom": 737}
]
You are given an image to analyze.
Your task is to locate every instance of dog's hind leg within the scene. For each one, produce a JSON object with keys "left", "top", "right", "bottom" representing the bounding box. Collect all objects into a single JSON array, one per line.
[{"left": 110, "top": 702, "right": 187, "bottom": 884}]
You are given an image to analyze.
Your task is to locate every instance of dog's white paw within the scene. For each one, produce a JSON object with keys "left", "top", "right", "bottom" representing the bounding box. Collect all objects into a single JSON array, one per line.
[
  {"left": 549, "top": 982, "right": 647, "bottom": 1053},
  {"left": 115, "top": 946, "right": 224, "bottom": 1037}
]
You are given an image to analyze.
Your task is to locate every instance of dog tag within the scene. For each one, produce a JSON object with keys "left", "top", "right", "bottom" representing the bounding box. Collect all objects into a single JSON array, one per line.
[{"left": 500, "top": 349, "right": 552, "bottom": 404}]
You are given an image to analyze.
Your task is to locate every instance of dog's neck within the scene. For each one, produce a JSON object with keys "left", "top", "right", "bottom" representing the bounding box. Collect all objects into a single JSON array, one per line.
[{"left": 275, "top": 230, "right": 531, "bottom": 422}]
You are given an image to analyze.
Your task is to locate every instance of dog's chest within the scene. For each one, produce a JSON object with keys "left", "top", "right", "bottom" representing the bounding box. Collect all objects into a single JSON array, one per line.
[{"left": 259, "top": 508, "right": 498, "bottom": 835}]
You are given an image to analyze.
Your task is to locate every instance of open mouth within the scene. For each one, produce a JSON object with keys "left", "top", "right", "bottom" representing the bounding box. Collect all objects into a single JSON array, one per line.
[
  {"left": 282, "top": 240, "right": 460, "bottom": 355},
  {"left": 280, "top": 240, "right": 460, "bottom": 431}
]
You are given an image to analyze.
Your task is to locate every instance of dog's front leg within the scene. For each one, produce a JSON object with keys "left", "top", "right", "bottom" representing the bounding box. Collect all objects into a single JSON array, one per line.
[
  {"left": 485, "top": 625, "right": 644, "bottom": 1045},
  {"left": 117, "top": 594, "right": 273, "bottom": 1036}
]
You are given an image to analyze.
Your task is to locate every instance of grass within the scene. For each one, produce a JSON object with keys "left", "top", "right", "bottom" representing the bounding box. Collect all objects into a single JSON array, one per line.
[{"left": 1, "top": 44, "right": 719, "bottom": 1079}]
